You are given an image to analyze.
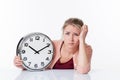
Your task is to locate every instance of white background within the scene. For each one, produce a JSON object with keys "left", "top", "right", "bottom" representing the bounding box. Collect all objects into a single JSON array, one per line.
[{"left": 0, "top": 0, "right": 120, "bottom": 70}]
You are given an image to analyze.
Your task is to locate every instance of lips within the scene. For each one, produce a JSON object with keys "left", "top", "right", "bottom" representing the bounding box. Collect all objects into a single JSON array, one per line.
[{"left": 68, "top": 43, "right": 74, "bottom": 45}]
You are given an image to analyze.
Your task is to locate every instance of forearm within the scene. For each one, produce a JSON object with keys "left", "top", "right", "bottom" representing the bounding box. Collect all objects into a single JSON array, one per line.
[
  {"left": 78, "top": 41, "right": 89, "bottom": 66},
  {"left": 77, "top": 41, "right": 90, "bottom": 73},
  {"left": 76, "top": 25, "right": 92, "bottom": 73}
]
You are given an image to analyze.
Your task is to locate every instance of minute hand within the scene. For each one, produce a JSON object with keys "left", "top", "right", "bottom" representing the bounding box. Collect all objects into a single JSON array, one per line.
[{"left": 38, "top": 44, "right": 50, "bottom": 52}]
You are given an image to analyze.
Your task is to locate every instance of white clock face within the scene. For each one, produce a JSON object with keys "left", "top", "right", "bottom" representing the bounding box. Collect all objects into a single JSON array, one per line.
[{"left": 17, "top": 33, "right": 54, "bottom": 71}]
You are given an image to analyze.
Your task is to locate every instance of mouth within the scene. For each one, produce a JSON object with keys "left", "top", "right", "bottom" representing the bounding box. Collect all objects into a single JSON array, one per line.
[{"left": 68, "top": 43, "right": 74, "bottom": 45}]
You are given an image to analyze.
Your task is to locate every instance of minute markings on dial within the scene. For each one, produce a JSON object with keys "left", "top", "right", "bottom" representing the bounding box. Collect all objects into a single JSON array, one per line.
[
  {"left": 29, "top": 38, "right": 33, "bottom": 42},
  {"left": 43, "top": 37, "right": 46, "bottom": 42}
]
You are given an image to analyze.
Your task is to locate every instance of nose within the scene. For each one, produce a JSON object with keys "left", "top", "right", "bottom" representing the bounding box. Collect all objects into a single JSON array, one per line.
[{"left": 69, "top": 34, "right": 74, "bottom": 41}]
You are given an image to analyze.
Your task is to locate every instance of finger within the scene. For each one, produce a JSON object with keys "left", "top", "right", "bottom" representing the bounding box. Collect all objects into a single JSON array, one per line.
[
  {"left": 83, "top": 25, "right": 88, "bottom": 32},
  {"left": 15, "top": 61, "right": 22, "bottom": 66},
  {"left": 14, "top": 58, "right": 22, "bottom": 64},
  {"left": 14, "top": 59, "right": 22, "bottom": 64},
  {"left": 16, "top": 65, "right": 23, "bottom": 68},
  {"left": 15, "top": 56, "right": 22, "bottom": 61},
  {"left": 15, "top": 59, "right": 22, "bottom": 63},
  {"left": 15, "top": 58, "right": 22, "bottom": 61},
  {"left": 16, "top": 63, "right": 22, "bottom": 66},
  {"left": 15, "top": 61, "right": 22, "bottom": 64},
  {"left": 15, "top": 56, "right": 21, "bottom": 59},
  {"left": 15, "top": 64, "right": 21, "bottom": 67}
]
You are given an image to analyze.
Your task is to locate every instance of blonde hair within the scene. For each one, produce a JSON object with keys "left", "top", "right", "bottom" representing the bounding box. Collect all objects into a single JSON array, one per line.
[{"left": 62, "top": 18, "right": 84, "bottom": 30}]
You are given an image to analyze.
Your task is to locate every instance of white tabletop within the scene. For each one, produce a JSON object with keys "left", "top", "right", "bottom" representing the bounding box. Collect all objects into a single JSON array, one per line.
[{"left": 0, "top": 69, "right": 120, "bottom": 80}]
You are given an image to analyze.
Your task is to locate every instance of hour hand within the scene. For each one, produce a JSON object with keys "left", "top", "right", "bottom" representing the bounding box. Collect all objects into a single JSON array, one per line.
[{"left": 29, "top": 46, "right": 38, "bottom": 54}]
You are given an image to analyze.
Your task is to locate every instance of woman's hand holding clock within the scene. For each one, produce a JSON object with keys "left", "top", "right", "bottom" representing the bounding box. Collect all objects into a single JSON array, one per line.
[{"left": 14, "top": 56, "right": 25, "bottom": 69}]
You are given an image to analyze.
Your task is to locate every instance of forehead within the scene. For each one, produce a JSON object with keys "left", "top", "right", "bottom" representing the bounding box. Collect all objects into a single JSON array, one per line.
[{"left": 64, "top": 25, "right": 80, "bottom": 33}]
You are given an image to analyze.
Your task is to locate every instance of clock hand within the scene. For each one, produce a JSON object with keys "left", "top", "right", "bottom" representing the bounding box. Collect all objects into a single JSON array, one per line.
[
  {"left": 38, "top": 43, "right": 50, "bottom": 53},
  {"left": 29, "top": 46, "right": 38, "bottom": 54}
]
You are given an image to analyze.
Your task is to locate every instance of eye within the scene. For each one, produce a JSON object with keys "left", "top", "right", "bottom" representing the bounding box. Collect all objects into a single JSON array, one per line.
[
  {"left": 65, "top": 32, "right": 70, "bottom": 35},
  {"left": 74, "top": 33, "right": 79, "bottom": 36}
]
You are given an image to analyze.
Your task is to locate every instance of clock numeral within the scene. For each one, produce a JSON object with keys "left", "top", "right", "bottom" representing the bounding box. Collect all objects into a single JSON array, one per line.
[
  {"left": 23, "top": 57, "right": 27, "bottom": 61},
  {"left": 47, "top": 43, "right": 50, "bottom": 46},
  {"left": 48, "top": 50, "right": 51, "bottom": 54},
  {"left": 21, "top": 50, "right": 25, "bottom": 54},
  {"left": 30, "top": 38, "right": 33, "bottom": 42},
  {"left": 43, "top": 37, "right": 46, "bottom": 42},
  {"left": 41, "top": 62, "right": 44, "bottom": 66},
  {"left": 24, "top": 43, "right": 28, "bottom": 47},
  {"left": 34, "top": 64, "right": 38, "bottom": 68},
  {"left": 35, "top": 36, "right": 40, "bottom": 40},
  {"left": 46, "top": 57, "right": 50, "bottom": 61},
  {"left": 28, "top": 62, "right": 31, "bottom": 66}
]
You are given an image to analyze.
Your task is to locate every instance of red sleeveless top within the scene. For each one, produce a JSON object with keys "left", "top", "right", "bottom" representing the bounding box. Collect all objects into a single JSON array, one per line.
[{"left": 53, "top": 58, "right": 74, "bottom": 69}]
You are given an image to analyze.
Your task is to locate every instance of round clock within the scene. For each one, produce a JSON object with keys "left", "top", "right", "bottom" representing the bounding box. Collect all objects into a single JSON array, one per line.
[{"left": 16, "top": 32, "right": 54, "bottom": 71}]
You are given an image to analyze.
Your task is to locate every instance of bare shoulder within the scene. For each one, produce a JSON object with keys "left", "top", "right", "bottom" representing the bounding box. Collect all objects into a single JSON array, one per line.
[
  {"left": 52, "top": 40, "right": 59, "bottom": 44},
  {"left": 51, "top": 40, "right": 63, "bottom": 56},
  {"left": 52, "top": 40, "right": 62, "bottom": 45},
  {"left": 52, "top": 39, "right": 63, "bottom": 49}
]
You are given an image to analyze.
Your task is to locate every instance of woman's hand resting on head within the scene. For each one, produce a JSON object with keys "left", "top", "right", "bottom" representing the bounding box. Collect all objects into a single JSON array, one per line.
[{"left": 79, "top": 25, "right": 88, "bottom": 43}]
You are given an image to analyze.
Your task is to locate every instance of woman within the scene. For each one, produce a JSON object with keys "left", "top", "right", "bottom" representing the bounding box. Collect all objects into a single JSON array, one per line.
[{"left": 14, "top": 18, "right": 92, "bottom": 74}]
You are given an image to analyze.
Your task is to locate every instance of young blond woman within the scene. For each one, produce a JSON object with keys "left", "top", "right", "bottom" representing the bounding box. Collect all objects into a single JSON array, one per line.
[{"left": 14, "top": 18, "right": 92, "bottom": 74}]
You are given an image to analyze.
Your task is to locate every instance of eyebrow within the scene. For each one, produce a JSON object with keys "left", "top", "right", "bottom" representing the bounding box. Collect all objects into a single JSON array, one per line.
[{"left": 64, "top": 31, "right": 79, "bottom": 34}]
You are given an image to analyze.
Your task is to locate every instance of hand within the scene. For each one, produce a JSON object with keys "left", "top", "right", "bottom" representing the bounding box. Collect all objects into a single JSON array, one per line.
[
  {"left": 79, "top": 25, "right": 88, "bottom": 42},
  {"left": 29, "top": 45, "right": 39, "bottom": 54},
  {"left": 14, "top": 56, "right": 23, "bottom": 69},
  {"left": 37, "top": 43, "right": 50, "bottom": 53}
]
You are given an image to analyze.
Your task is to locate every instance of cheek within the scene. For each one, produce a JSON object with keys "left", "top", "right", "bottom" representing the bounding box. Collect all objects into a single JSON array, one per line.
[
  {"left": 74, "top": 36, "right": 79, "bottom": 42},
  {"left": 74, "top": 37, "right": 79, "bottom": 45}
]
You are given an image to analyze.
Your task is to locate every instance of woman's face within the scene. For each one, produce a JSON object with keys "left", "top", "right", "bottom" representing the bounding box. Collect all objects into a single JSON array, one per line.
[{"left": 63, "top": 25, "right": 81, "bottom": 49}]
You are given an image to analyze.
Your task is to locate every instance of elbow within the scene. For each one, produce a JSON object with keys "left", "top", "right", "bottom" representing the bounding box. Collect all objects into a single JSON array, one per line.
[
  {"left": 76, "top": 65, "right": 91, "bottom": 74},
  {"left": 78, "top": 68, "right": 90, "bottom": 74}
]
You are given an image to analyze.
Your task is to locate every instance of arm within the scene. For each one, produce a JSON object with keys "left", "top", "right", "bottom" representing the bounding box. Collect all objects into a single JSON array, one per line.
[{"left": 77, "top": 25, "right": 92, "bottom": 74}]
